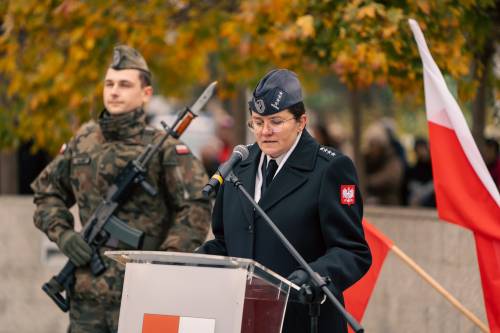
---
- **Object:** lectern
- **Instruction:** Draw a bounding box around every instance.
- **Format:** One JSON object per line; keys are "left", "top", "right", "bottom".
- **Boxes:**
{"left": 106, "top": 251, "right": 298, "bottom": 333}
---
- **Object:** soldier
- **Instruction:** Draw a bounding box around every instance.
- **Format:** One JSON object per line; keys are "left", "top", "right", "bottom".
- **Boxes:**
{"left": 31, "top": 45, "right": 211, "bottom": 333}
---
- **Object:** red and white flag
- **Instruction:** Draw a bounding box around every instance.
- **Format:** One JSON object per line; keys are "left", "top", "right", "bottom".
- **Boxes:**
{"left": 409, "top": 19, "right": 500, "bottom": 333}
{"left": 345, "top": 219, "right": 393, "bottom": 327}
{"left": 142, "top": 314, "right": 215, "bottom": 333}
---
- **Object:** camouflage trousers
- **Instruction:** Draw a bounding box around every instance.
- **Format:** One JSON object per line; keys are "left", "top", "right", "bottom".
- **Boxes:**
{"left": 68, "top": 298, "right": 120, "bottom": 333}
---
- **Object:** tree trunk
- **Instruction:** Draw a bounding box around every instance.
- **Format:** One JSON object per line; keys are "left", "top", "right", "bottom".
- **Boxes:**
{"left": 350, "top": 88, "right": 365, "bottom": 192}
{"left": 230, "top": 86, "right": 248, "bottom": 145}
{"left": 0, "top": 149, "right": 18, "bottom": 194}
{"left": 471, "top": 39, "right": 494, "bottom": 152}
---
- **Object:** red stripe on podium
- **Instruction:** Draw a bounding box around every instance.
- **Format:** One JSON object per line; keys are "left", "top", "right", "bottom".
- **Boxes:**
{"left": 142, "top": 314, "right": 180, "bottom": 333}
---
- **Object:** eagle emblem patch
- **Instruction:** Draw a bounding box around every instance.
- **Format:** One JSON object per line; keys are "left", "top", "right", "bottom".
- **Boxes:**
{"left": 341, "top": 185, "right": 355, "bottom": 206}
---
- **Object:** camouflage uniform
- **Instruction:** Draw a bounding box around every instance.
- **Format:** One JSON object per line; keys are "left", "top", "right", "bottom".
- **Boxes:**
{"left": 31, "top": 46, "right": 211, "bottom": 333}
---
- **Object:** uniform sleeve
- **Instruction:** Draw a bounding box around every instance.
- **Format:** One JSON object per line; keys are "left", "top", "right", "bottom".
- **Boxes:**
{"left": 160, "top": 143, "right": 211, "bottom": 252}
{"left": 310, "top": 154, "right": 372, "bottom": 293}
{"left": 195, "top": 184, "right": 228, "bottom": 255}
{"left": 31, "top": 144, "right": 76, "bottom": 244}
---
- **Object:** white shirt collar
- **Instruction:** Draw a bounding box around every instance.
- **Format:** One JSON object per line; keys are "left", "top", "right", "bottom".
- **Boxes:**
{"left": 254, "top": 131, "right": 303, "bottom": 202}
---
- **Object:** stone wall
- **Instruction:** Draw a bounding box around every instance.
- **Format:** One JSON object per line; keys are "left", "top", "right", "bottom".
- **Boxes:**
{"left": 0, "top": 196, "right": 67, "bottom": 333}
{"left": 0, "top": 197, "right": 487, "bottom": 333}
{"left": 363, "top": 206, "right": 486, "bottom": 333}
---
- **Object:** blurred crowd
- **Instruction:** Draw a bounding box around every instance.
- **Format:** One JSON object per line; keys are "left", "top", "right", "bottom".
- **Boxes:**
{"left": 312, "top": 117, "right": 500, "bottom": 207}
{"left": 188, "top": 106, "right": 500, "bottom": 208}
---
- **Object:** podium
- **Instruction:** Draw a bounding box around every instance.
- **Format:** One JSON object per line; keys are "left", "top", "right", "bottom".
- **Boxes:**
{"left": 106, "top": 251, "right": 299, "bottom": 333}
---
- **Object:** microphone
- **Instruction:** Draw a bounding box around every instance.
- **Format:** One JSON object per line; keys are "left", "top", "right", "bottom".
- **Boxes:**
{"left": 202, "top": 145, "right": 250, "bottom": 197}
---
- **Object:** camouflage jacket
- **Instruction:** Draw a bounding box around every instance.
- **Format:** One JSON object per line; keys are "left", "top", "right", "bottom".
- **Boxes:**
{"left": 31, "top": 108, "right": 211, "bottom": 302}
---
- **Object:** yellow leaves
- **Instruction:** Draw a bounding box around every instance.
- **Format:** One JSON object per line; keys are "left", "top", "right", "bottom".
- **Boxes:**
{"left": 7, "top": 75, "right": 23, "bottom": 98}
{"left": 220, "top": 21, "right": 242, "bottom": 47}
{"left": 339, "top": 27, "right": 347, "bottom": 39}
{"left": 0, "top": 0, "right": 489, "bottom": 152}
{"left": 37, "top": 51, "right": 65, "bottom": 79}
{"left": 70, "top": 27, "right": 85, "bottom": 43}
{"left": 53, "top": 0, "right": 82, "bottom": 16}
{"left": 69, "top": 92, "right": 82, "bottom": 108}
{"left": 69, "top": 45, "right": 88, "bottom": 63}
{"left": 356, "top": 4, "right": 377, "bottom": 19}
{"left": 29, "top": 91, "right": 49, "bottom": 111}
{"left": 85, "top": 38, "right": 95, "bottom": 51}
{"left": 391, "top": 39, "right": 403, "bottom": 55}
{"left": 0, "top": 13, "right": 14, "bottom": 41}
{"left": 296, "top": 15, "right": 315, "bottom": 39}
{"left": 417, "top": 1, "right": 431, "bottom": 15}
{"left": 331, "top": 41, "right": 391, "bottom": 89}
{"left": 382, "top": 24, "right": 398, "bottom": 39}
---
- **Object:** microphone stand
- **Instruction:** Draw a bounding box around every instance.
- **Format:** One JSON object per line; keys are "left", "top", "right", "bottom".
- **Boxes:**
{"left": 226, "top": 172, "right": 364, "bottom": 333}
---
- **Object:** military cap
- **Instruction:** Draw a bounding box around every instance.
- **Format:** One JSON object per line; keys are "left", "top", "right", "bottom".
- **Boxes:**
{"left": 248, "top": 69, "right": 303, "bottom": 115}
{"left": 110, "top": 45, "right": 150, "bottom": 73}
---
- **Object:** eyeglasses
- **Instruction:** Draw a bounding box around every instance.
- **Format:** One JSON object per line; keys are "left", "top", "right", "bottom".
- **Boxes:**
{"left": 247, "top": 117, "right": 296, "bottom": 133}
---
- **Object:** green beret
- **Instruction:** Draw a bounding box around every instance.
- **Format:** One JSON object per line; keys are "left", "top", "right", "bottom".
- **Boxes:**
{"left": 110, "top": 45, "right": 150, "bottom": 74}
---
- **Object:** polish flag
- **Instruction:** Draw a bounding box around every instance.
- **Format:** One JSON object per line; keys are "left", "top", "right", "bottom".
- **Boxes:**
{"left": 409, "top": 19, "right": 500, "bottom": 333}
{"left": 142, "top": 314, "right": 215, "bottom": 333}
{"left": 345, "top": 220, "right": 393, "bottom": 325}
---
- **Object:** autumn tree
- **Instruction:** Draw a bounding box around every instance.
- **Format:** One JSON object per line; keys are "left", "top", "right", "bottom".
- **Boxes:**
{"left": 0, "top": 0, "right": 229, "bottom": 153}
{"left": 1, "top": 0, "right": 498, "bottom": 162}
{"left": 210, "top": 0, "right": 499, "bottom": 167}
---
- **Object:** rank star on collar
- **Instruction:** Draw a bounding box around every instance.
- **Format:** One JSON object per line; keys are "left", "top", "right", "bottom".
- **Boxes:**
{"left": 341, "top": 185, "right": 355, "bottom": 206}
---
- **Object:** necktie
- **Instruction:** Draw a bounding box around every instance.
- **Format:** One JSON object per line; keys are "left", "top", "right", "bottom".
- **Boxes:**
{"left": 266, "top": 159, "right": 278, "bottom": 187}
{"left": 261, "top": 158, "right": 278, "bottom": 196}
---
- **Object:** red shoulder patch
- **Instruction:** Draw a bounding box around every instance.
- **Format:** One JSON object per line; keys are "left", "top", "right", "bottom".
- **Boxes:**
{"left": 340, "top": 185, "right": 355, "bottom": 206}
{"left": 175, "top": 144, "right": 190, "bottom": 155}
{"left": 59, "top": 143, "right": 67, "bottom": 154}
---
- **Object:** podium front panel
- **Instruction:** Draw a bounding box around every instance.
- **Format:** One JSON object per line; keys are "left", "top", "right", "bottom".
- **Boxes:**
{"left": 241, "top": 274, "right": 289, "bottom": 333}
{"left": 107, "top": 251, "right": 297, "bottom": 333}
{"left": 118, "top": 263, "right": 247, "bottom": 333}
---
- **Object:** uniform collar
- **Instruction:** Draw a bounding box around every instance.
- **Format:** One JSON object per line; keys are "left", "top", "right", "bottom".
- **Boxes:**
{"left": 98, "top": 108, "right": 146, "bottom": 141}
{"left": 242, "top": 129, "right": 318, "bottom": 171}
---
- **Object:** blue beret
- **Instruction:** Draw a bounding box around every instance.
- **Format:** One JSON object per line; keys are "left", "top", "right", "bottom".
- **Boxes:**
{"left": 248, "top": 69, "right": 303, "bottom": 115}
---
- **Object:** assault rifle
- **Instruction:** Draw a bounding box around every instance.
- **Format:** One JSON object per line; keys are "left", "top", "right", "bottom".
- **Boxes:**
{"left": 42, "top": 82, "right": 217, "bottom": 312}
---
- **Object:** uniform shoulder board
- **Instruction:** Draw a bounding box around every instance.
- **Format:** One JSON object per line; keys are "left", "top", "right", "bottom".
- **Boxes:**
{"left": 76, "top": 120, "right": 98, "bottom": 137}
{"left": 318, "top": 146, "right": 337, "bottom": 160}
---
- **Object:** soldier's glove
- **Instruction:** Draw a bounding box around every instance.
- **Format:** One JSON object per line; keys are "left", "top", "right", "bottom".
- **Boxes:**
{"left": 57, "top": 230, "right": 92, "bottom": 267}
{"left": 287, "top": 269, "right": 326, "bottom": 304}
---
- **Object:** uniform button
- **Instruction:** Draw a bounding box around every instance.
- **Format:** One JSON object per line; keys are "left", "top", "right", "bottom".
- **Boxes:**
{"left": 248, "top": 224, "right": 253, "bottom": 231}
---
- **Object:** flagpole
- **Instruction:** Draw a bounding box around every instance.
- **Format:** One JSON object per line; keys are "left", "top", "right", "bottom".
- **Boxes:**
{"left": 391, "top": 245, "right": 489, "bottom": 333}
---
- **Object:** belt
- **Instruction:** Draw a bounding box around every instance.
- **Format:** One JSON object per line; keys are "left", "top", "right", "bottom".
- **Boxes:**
{"left": 105, "top": 235, "right": 162, "bottom": 251}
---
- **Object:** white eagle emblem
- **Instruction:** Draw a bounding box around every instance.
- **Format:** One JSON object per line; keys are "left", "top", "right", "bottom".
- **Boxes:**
{"left": 341, "top": 185, "right": 355, "bottom": 206}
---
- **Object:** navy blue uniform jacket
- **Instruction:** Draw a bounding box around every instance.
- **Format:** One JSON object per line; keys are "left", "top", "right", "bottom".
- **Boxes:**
{"left": 198, "top": 130, "right": 371, "bottom": 333}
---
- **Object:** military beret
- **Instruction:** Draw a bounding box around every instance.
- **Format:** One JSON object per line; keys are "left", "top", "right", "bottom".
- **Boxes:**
{"left": 110, "top": 45, "right": 150, "bottom": 74}
{"left": 248, "top": 69, "right": 303, "bottom": 116}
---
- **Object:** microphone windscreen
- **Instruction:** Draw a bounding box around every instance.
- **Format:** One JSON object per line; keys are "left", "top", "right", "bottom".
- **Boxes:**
{"left": 233, "top": 145, "right": 250, "bottom": 161}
